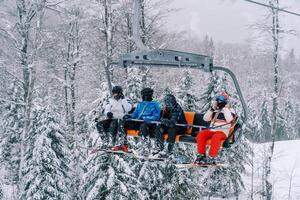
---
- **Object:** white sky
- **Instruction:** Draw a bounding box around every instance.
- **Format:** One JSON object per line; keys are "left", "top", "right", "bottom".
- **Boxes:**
{"left": 165, "top": 0, "right": 300, "bottom": 55}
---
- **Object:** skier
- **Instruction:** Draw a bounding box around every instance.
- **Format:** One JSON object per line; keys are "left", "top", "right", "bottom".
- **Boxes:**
{"left": 153, "top": 94, "right": 187, "bottom": 157}
{"left": 95, "top": 86, "right": 132, "bottom": 152}
{"left": 194, "top": 92, "right": 234, "bottom": 164}
{"left": 123, "top": 87, "right": 161, "bottom": 155}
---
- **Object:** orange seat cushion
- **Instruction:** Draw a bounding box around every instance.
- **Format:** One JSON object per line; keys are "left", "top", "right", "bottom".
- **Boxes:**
{"left": 127, "top": 130, "right": 139, "bottom": 137}
{"left": 184, "top": 112, "right": 195, "bottom": 134}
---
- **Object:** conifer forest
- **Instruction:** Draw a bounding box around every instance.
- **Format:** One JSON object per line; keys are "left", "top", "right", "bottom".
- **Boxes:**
{"left": 0, "top": 0, "right": 299, "bottom": 199}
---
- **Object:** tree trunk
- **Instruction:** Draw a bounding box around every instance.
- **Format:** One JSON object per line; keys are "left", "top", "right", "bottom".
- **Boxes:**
{"left": 103, "top": 0, "right": 114, "bottom": 87}
{"left": 64, "top": 42, "right": 71, "bottom": 124}
{"left": 139, "top": 0, "right": 149, "bottom": 87}
{"left": 17, "top": 0, "right": 29, "bottom": 192}
{"left": 17, "top": 0, "right": 46, "bottom": 194}
{"left": 265, "top": 0, "right": 279, "bottom": 199}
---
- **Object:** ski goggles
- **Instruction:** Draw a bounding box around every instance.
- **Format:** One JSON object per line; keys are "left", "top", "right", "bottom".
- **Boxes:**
{"left": 216, "top": 95, "right": 226, "bottom": 102}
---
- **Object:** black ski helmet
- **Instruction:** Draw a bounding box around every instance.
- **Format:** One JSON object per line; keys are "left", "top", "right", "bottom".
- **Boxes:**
{"left": 141, "top": 88, "right": 153, "bottom": 101}
{"left": 164, "top": 94, "right": 177, "bottom": 109}
{"left": 141, "top": 88, "right": 153, "bottom": 97}
{"left": 112, "top": 86, "right": 123, "bottom": 94}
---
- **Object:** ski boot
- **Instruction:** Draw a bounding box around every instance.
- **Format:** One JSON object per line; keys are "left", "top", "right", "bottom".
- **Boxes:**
{"left": 157, "top": 145, "right": 173, "bottom": 159}
{"left": 205, "top": 156, "right": 216, "bottom": 165}
{"left": 194, "top": 154, "right": 207, "bottom": 164}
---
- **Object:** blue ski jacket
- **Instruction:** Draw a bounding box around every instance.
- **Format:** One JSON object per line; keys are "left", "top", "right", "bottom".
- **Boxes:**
{"left": 130, "top": 100, "right": 161, "bottom": 121}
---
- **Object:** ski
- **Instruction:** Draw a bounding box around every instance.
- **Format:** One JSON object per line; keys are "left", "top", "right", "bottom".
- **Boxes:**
{"left": 97, "top": 149, "right": 166, "bottom": 162}
{"left": 175, "top": 163, "right": 227, "bottom": 169}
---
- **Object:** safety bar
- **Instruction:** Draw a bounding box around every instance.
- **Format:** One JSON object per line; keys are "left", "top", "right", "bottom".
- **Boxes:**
{"left": 126, "top": 118, "right": 233, "bottom": 130}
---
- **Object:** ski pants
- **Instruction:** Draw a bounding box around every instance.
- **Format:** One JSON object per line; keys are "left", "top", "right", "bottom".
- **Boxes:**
{"left": 96, "top": 119, "right": 127, "bottom": 145}
{"left": 155, "top": 125, "right": 187, "bottom": 152}
{"left": 196, "top": 129, "right": 227, "bottom": 157}
{"left": 124, "top": 121, "right": 157, "bottom": 138}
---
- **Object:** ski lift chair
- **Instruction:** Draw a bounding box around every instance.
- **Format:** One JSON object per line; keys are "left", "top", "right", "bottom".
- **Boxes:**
{"left": 106, "top": 49, "right": 247, "bottom": 147}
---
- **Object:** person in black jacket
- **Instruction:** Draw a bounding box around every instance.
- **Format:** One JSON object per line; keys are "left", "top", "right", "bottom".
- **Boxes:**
{"left": 154, "top": 94, "right": 187, "bottom": 157}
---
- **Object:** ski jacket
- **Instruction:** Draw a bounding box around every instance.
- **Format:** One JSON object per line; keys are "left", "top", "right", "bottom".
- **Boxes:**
{"left": 104, "top": 98, "right": 132, "bottom": 119}
{"left": 203, "top": 107, "right": 234, "bottom": 137}
{"left": 161, "top": 103, "right": 187, "bottom": 128}
{"left": 130, "top": 101, "right": 160, "bottom": 121}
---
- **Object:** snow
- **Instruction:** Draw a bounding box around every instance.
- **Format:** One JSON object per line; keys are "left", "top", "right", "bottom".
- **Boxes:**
{"left": 270, "top": 140, "right": 300, "bottom": 199}
{"left": 242, "top": 140, "right": 300, "bottom": 199}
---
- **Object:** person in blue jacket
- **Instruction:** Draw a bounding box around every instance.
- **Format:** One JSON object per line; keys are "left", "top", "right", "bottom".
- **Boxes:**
{"left": 123, "top": 87, "right": 161, "bottom": 155}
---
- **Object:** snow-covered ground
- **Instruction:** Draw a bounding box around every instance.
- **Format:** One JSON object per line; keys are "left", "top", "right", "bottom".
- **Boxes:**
{"left": 242, "top": 140, "right": 300, "bottom": 200}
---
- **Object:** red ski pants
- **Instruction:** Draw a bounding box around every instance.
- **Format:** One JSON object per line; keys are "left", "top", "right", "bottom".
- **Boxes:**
{"left": 196, "top": 129, "right": 227, "bottom": 157}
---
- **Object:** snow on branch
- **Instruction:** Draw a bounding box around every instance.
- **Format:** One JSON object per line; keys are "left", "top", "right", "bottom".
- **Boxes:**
{"left": 0, "top": 97, "right": 26, "bottom": 106}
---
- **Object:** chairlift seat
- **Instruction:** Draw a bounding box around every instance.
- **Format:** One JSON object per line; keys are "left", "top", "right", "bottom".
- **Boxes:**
{"left": 126, "top": 112, "right": 239, "bottom": 147}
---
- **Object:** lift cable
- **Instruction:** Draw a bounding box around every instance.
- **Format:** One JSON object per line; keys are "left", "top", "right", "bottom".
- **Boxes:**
{"left": 243, "top": 0, "right": 300, "bottom": 17}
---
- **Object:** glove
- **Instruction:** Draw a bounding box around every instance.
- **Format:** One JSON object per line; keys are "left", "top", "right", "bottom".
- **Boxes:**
{"left": 210, "top": 106, "right": 216, "bottom": 112}
{"left": 94, "top": 117, "right": 99, "bottom": 122}
{"left": 123, "top": 114, "right": 131, "bottom": 120}
{"left": 160, "top": 118, "right": 170, "bottom": 127}
{"left": 107, "top": 112, "right": 113, "bottom": 119}
{"left": 143, "top": 117, "right": 152, "bottom": 124}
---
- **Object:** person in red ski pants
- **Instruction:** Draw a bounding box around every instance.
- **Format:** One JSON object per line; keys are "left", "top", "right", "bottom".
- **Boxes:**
{"left": 195, "top": 92, "right": 233, "bottom": 164}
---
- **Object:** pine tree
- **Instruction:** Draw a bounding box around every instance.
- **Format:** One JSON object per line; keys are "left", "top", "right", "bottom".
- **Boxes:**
{"left": 81, "top": 100, "right": 141, "bottom": 199}
{"left": 125, "top": 67, "right": 143, "bottom": 104}
{"left": 82, "top": 146, "right": 141, "bottom": 199}
{"left": 278, "top": 100, "right": 297, "bottom": 140}
{"left": 295, "top": 104, "right": 300, "bottom": 139}
{"left": 203, "top": 35, "right": 215, "bottom": 57}
{"left": 0, "top": 83, "right": 24, "bottom": 196}
{"left": 20, "top": 101, "right": 71, "bottom": 199}
{"left": 199, "top": 71, "right": 220, "bottom": 113}
{"left": 258, "top": 99, "right": 272, "bottom": 142}
{"left": 0, "top": 183, "right": 3, "bottom": 200}
{"left": 134, "top": 162, "right": 201, "bottom": 199}
{"left": 176, "top": 69, "right": 200, "bottom": 111}
{"left": 201, "top": 137, "right": 251, "bottom": 199}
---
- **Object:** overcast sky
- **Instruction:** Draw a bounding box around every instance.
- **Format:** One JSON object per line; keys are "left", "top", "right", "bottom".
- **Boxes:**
{"left": 165, "top": 0, "right": 300, "bottom": 55}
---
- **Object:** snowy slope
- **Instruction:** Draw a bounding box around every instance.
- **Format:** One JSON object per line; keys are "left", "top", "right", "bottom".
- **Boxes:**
{"left": 242, "top": 140, "right": 300, "bottom": 199}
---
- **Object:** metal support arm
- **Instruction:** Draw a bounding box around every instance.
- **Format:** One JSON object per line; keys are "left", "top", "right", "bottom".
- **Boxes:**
{"left": 212, "top": 66, "right": 248, "bottom": 122}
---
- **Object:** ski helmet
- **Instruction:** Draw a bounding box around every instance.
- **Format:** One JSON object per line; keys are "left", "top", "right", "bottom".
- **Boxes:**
{"left": 216, "top": 92, "right": 229, "bottom": 103}
{"left": 141, "top": 88, "right": 153, "bottom": 96}
{"left": 141, "top": 88, "right": 153, "bottom": 101}
{"left": 112, "top": 86, "right": 123, "bottom": 94}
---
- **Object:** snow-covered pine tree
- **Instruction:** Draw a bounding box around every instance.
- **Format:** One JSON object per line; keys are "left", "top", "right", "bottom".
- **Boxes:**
{"left": 20, "top": 100, "right": 71, "bottom": 199}
{"left": 198, "top": 71, "right": 222, "bottom": 113}
{"left": 176, "top": 69, "right": 200, "bottom": 112}
{"left": 258, "top": 99, "right": 272, "bottom": 142}
{"left": 162, "top": 86, "right": 173, "bottom": 96}
{"left": 0, "top": 82, "right": 24, "bottom": 198}
{"left": 81, "top": 123, "right": 141, "bottom": 199}
{"left": 0, "top": 182, "right": 3, "bottom": 200}
{"left": 295, "top": 104, "right": 300, "bottom": 139}
{"left": 133, "top": 161, "right": 201, "bottom": 199}
{"left": 202, "top": 35, "right": 215, "bottom": 58}
{"left": 81, "top": 86, "right": 141, "bottom": 199}
{"left": 201, "top": 136, "right": 251, "bottom": 199}
{"left": 125, "top": 67, "right": 143, "bottom": 104}
{"left": 277, "top": 100, "right": 297, "bottom": 140}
